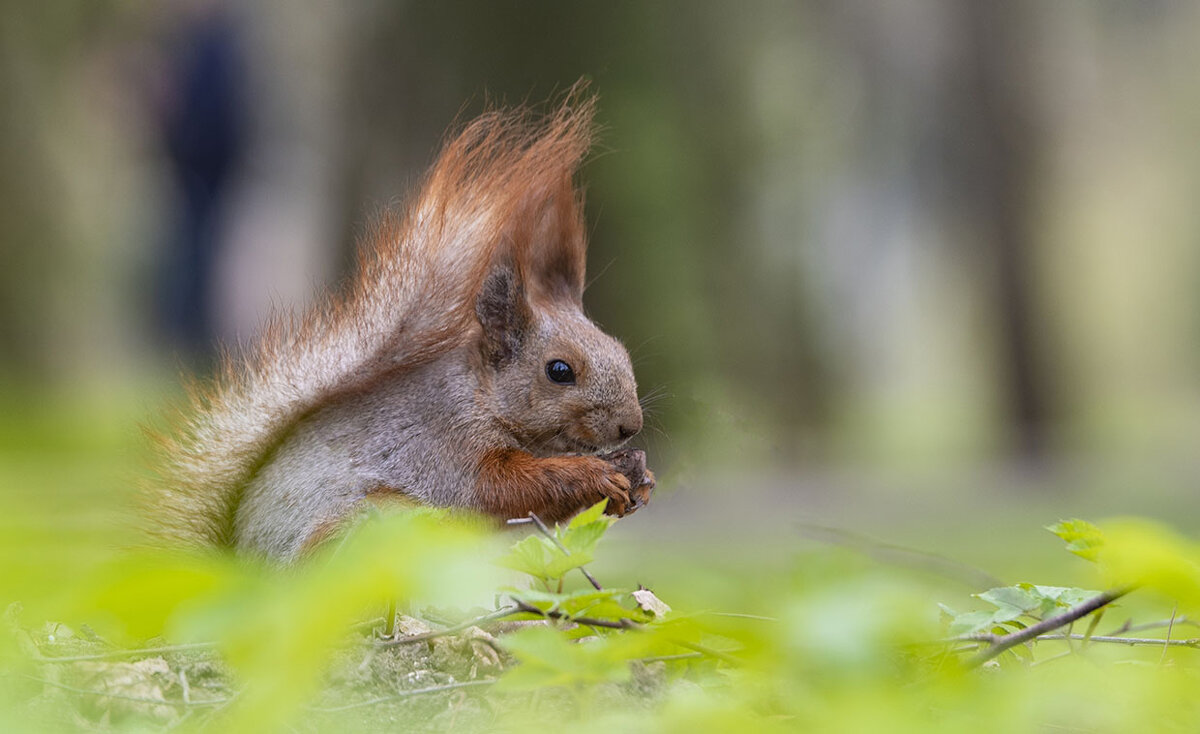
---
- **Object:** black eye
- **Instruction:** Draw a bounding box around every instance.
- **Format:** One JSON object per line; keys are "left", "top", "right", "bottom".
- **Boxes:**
{"left": 545, "top": 359, "right": 576, "bottom": 385}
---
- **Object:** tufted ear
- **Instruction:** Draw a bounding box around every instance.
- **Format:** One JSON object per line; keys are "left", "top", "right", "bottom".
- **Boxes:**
{"left": 521, "top": 179, "right": 587, "bottom": 305}
{"left": 475, "top": 260, "right": 532, "bottom": 367}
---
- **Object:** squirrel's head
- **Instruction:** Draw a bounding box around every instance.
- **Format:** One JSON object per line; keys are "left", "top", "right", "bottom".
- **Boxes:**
{"left": 475, "top": 262, "right": 643, "bottom": 456}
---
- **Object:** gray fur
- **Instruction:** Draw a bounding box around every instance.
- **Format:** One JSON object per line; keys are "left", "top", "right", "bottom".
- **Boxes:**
{"left": 234, "top": 302, "right": 643, "bottom": 562}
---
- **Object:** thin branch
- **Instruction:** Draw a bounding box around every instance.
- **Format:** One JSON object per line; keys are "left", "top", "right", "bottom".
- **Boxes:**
{"left": 23, "top": 674, "right": 229, "bottom": 707}
{"left": 35, "top": 642, "right": 217, "bottom": 663}
{"left": 1081, "top": 607, "right": 1103, "bottom": 649}
{"left": 703, "top": 612, "right": 778, "bottom": 622}
{"left": 635, "top": 652, "right": 705, "bottom": 664}
{"left": 798, "top": 524, "right": 1005, "bottom": 590}
{"left": 964, "top": 587, "right": 1131, "bottom": 668}
{"left": 1104, "top": 617, "right": 1196, "bottom": 636}
{"left": 511, "top": 598, "right": 638, "bottom": 630}
{"left": 308, "top": 680, "right": 496, "bottom": 713}
{"left": 1160, "top": 606, "right": 1178, "bottom": 665}
{"left": 375, "top": 606, "right": 520, "bottom": 647}
{"left": 1034, "top": 634, "right": 1200, "bottom": 648}
{"left": 673, "top": 640, "right": 740, "bottom": 665}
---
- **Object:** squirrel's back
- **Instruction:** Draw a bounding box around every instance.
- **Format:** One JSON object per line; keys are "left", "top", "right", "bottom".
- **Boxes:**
{"left": 146, "top": 97, "right": 596, "bottom": 548}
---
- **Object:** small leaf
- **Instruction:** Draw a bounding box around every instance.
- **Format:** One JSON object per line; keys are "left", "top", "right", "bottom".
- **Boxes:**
{"left": 496, "top": 535, "right": 555, "bottom": 581}
{"left": 498, "top": 625, "right": 631, "bottom": 690}
{"left": 567, "top": 499, "right": 610, "bottom": 529}
{"left": 560, "top": 501, "right": 616, "bottom": 559}
{"left": 947, "top": 610, "right": 997, "bottom": 636}
{"left": 1047, "top": 519, "right": 1105, "bottom": 562}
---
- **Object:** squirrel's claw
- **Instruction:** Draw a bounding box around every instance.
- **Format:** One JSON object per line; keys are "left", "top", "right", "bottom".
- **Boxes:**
{"left": 597, "top": 449, "right": 654, "bottom": 517}
{"left": 599, "top": 472, "right": 631, "bottom": 517}
{"left": 627, "top": 469, "right": 655, "bottom": 513}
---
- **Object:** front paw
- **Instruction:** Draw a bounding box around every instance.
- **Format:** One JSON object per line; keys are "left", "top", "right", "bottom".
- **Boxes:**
{"left": 598, "top": 449, "right": 653, "bottom": 516}
{"left": 599, "top": 448, "right": 647, "bottom": 486}
{"left": 595, "top": 466, "right": 632, "bottom": 516}
{"left": 628, "top": 468, "right": 655, "bottom": 513}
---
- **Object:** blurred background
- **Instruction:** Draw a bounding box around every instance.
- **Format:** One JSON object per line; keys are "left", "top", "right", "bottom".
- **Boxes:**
{"left": 3, "top": 0, "right": 1200, "bottom": 556}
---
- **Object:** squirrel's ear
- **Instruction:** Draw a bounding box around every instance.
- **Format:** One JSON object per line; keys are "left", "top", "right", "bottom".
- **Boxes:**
{"left": 524, "top": 184, "right": 587, "bottom": 305}
{"left": 475, "top": 262, "right": 532, "bottom": 366}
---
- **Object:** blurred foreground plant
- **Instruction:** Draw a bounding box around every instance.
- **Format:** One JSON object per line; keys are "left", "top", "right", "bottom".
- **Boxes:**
{"left": 3, "top": 502, "right": 1200, "bottom": 732}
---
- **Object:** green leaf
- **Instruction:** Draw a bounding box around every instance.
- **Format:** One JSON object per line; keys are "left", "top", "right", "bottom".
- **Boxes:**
{"left": 497, "top": 625, "right": 631, "bottom": 690}
{"left": 973, "top": 584, "right": 1104, "bottom": 627}
{"left": 1099, "top": 519, "right": 1200, "bottom": 609}
{"left": 567, "top": 499, "right": 610, "bottom": 529}
{"left": 1028, "top": 584, "right": 1103, "bottom": 610}
{"left": 1047, "top": 519, "right": 1105, "bottom": 562}
{"left": 976, "top": 586, "right": 1042, "bottom": 621}
{"left": 495, "top": 534, "right": 556, "bottom": 580}
{"left": 509, "top": 588, "right": 640, "bottom": 625}
{"left": 559, "top": 500, "right": 616, "bottom": 558}
{"left": 947, "top": 610, "right": 997, "bottom": 636}
{"left": 498, "top": 507, "right": 612, "bottom": 583}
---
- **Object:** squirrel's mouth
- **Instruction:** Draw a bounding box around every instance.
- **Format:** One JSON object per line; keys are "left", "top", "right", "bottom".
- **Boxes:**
{"left": 529, "top": 432, "right": 609, "bottom": 457}
{"left": 561, "top": 434, "right": 632, "bottom": 456}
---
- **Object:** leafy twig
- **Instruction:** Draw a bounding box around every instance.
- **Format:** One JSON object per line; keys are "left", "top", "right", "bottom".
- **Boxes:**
{"left": 963, "top": 587, "right": 1131, "bottom": 668}
{"left": 510, "top": 598, "right": 638, "bottom": 630}
{"left": 509, "top": 512, "right": 604, "bottom": 591}
{"left": 375, "top": 606, "right": 520, "bottom": 647}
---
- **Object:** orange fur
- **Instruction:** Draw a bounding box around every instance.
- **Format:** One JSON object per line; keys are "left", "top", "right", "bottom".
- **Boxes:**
{"left": 474, "top": 448, "right": 631, "bottom": 523}
{"left": 145, "top": 88, "right": 598, "bottom": 548}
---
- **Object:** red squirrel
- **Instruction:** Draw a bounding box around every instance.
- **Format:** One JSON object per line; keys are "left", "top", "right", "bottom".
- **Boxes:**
{"left": 147, "top": 94, "right": 655, "bottom": 561}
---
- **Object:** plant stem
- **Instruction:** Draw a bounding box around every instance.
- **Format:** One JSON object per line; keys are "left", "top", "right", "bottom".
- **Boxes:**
{"left": 34, "top": 641, "right": 217, "bottom": 663}
{"left": 510, "top": 598, "right": 638, "bottom": 630}
{"left": 375, "top": 606, "right": 520, "bottom": 647}
{"left": 1033, "top": 633, "right": 1199, "bottom": 648}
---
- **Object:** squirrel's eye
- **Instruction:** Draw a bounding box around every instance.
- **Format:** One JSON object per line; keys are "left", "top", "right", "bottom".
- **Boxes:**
{"left": 545, "top": 359, "right": 576, "bottom": 385}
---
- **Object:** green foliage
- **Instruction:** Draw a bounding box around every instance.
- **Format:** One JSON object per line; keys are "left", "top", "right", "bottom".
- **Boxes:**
{"left": 5, "top": 495, "right": 1200, "bottom": 732}
{"left": 497, "top": 501, "right": 614, "bottom": 585}
{"left": 942, "top": 583, "right": 1103, "bottom": 636}
{"left": 1098, "top": 519, "right": 1200, "bottom": 610}
{"left": 496, "top": 625, "right": 631, "bottom": 690}
{"left": 1047, "top": 518, "right": 1105, "bottom": 561}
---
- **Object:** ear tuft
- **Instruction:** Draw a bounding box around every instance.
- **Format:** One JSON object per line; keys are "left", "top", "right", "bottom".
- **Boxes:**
{"left": 475, "top": 262, "right": 531, "bottom": 366}
{"left": 525, "top": 182, "right": 587, "bottom": 304}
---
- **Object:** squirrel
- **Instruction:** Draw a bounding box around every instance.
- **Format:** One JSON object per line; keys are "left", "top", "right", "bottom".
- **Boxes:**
{"left": 147, "top": 94, "right": 655, "bottom": 562}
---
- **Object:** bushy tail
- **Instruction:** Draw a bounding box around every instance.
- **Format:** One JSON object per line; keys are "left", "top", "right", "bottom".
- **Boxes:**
{"left": 146, "top": 92, "right": 596, "bottom": 547}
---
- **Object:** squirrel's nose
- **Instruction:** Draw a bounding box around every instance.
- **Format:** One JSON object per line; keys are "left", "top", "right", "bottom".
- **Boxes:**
{"left": 617, "top": 412, "right": 643, "bottom": 441}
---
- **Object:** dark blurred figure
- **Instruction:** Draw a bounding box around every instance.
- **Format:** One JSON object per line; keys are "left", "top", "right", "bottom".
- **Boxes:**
{"left": 157, "top": 4, "right": 246, "bottom": 367}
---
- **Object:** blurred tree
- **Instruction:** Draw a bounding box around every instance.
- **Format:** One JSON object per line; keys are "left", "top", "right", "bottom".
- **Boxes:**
{"left": 956, "top": 1, "right": 1056, "bottom": 460}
